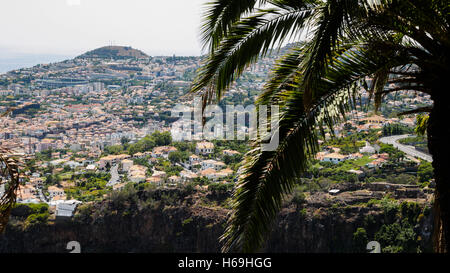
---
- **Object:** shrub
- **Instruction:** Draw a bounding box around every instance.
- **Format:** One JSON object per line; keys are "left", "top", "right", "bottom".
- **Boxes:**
{"left": 417, "top": 162, "right": 434, "bottom": 183}
{"left": 353, "top": 228, "right": 368, "bottom": 252}
{"left": 292, "top": 191, "right": 306, "bottom": 206}
{"left": 374, "top": 220, "right": 418, "bottom": 253}
{"left": 182, "top": 217, "right": 193, "bottom": 227}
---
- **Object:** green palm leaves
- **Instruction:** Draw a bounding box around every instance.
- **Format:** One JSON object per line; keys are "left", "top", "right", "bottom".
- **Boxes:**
{"left": 0, "top": 110, "right": 21, "bottom": 234}
{"left": 192, "top": 0, "right": 447, "bottom": 252}
{"left": 0, "top": 150, "right": 20, "bottom": 234}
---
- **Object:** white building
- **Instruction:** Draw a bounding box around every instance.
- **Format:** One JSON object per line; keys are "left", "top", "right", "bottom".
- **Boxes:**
{"left": 121, "top": 159, "right": 134, "bottom": 172}
{"left": 189, "top": 154, "right": 201, "bottom": 166}
{"left": 321, "top": 153, "right": 349, "bottom": 164}
{"left": 48, "top": 186, "right": 66, "bottom": 199}
{"left": 128, "top": 165, "right": 147, "bottom": 183}
{"left": 201, "top": 159, "right": 226, "bottom": 171}
{"left": 195, "top": 141, "right": 214, "bottom": 155}
{"left": 359, "top": 142, "right": 376, "bottom": 154}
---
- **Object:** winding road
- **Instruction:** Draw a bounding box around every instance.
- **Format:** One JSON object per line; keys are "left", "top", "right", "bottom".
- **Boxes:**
{"left": 379, "top": 134, "right": 432, "bottom": 162}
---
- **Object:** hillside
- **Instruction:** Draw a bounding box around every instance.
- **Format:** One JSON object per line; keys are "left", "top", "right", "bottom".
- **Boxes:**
{"left": 77, "top": 46, "right": 149, "bottom": 60}
{"left": 0, "top": 184, "right": 433, "bottom": 253}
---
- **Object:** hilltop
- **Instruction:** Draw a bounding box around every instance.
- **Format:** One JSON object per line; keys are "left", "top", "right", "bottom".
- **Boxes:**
{"left": 77, "top": 46, "right": 149, "bottom": 60}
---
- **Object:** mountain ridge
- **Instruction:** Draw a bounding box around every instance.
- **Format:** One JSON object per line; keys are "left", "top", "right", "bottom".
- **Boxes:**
{"left": 77, "top": 46, "right": 149, "bottom": 60}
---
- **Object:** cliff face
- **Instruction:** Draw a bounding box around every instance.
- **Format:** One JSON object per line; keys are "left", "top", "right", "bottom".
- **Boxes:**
{"left": 0, "top": 185, "right": 434, "bottom": 253}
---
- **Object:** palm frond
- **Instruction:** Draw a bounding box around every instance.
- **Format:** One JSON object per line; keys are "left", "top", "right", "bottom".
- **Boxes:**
{"left": 257, "top": 45, "right": 305, "bottom": 105}
{"left": 221, "top": 41, "right": 414, "bottom": 252}
{"left": 192, "top": 4, "right": 316, "bottom": 111}
{"left": 221, "top": 83, "right": 355, "bottom": 252}
{"left": 415, "top": 114, "right": 429, "bottom": 136}
{"left": 195, "top": 0, "right": 447, "bottom": 253}
{"left": 200, "top": 0, "right": 266, "bottom": 52}
{"left": 300, "top": 0, "right": 356, "bottom": 108}
{"left": 0, "top": 149, "right": 20, "bottom": 234}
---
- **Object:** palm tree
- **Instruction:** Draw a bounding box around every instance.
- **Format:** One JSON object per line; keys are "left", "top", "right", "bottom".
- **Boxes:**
{"left": 0, "top": 148, "right": 20, "bottom": 234}
{"left": 0, "top": 110, "right": 21, "bottom": 234}
{"left": 191, "top": 0, "right": 450, "bottom": 252}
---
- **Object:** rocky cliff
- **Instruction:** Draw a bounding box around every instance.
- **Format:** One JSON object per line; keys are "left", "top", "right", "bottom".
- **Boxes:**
{"left": 0, "top": 183, "right": 434, "bottom": 253}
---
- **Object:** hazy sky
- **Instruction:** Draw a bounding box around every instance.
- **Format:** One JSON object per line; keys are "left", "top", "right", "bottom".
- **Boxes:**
{"left": 0, "top": 0, "right": 207, "bottom": 57}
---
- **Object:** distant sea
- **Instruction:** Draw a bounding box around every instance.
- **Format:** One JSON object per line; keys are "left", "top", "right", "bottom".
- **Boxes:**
{"left": 0, "top": 54, "right": 74, "bottom": 74}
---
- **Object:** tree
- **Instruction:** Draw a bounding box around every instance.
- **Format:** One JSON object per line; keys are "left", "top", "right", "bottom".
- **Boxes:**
{"left": 121, "top": 136, "right": 130, "bottom": 145}
{"left": 168, "top": 151, "right": 183, "bottom": 163}
{"left": 353, "top": 228, "right": 368, "bottom": 253}
{"left": 0, "top": 149, "right": 20, "bottom": 234}
{"left": 1, "top": 107, "right": 21, "bottom": 234}
{"left": 418, "top": 161, "right": 434, "bottom": 183}
{"left": 151, "top": 131, "right": 172, "bottom": 146}
{"left": 191, "top": 0, "right": 449, "bottom": 252}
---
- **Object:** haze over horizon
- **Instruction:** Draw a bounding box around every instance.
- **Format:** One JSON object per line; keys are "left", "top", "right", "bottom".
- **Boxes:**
{"left": 0, "top": 0, "right": 208, "bottom": 72}
{"left": 0, "top": 0, "right": 206, "bottom": 57}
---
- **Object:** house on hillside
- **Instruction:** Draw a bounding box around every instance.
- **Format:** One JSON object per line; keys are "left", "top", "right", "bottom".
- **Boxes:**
{"left": 189, "top": 154, "right": 201, "bottom": 166}
{"left": 201, "top": 159, "right": 226, "bottom": 171}
{"left": 321, "top": 153, "right": 349, "bottom": 164}
{"left": 359, "top": 142, "right": 376, "bottom": 154}
{"left": 196, "top": 141, "right": 214, "bottom": 155}
{"left": 55, "top": 200, "right": 82, "bottom": 220}
{"left": 223, "top": 150, "right": 240, "bottom": 156}
{"left": 362, "top": 115, "right": 386, "bottom": 124}
{"left": 48, "top": 186, "right": 66, "bottom": 199}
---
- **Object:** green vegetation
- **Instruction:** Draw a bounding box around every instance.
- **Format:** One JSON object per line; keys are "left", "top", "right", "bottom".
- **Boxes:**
{"left": 104, "top": 131, "right": 172, "bottom": 155}
{"left": 79, "top": 46, "right": 149, "bottom": 59}
{"left": 190, "top": 0, "right": 448, "bottom": 253}
{"left": 379, "top": 143, "right": 406, "bottom": 162}
{"left": 168, "top": 150, "right": 188, "bottom": 164}
{"left": 65, "top": 172, "right": 111, "bottom": 202}
{"left": 364, "top": 199, "right": 427, "bottom": 253}
{"left": 208, "top": 183, "right": 233, "bottom": 196}
{"left": 182, "top": 217, "right": 193, "bottom": 227}
{"left": 417, "top": 162, "right": 434, "bottom": 183}
{"left": 353, "top": 228, "right": 368, "bottom": 252}
{"left": 399, "top": 136, "right": 429, "bottom": 153}
{"left": 382, "top": 123, "right": 413, "bottom": 136}
{"left": 291, "top": 186, "right": 306, "bottom": 206}
{"left": 12, "top": 203, "right": 50, "bottom": 228}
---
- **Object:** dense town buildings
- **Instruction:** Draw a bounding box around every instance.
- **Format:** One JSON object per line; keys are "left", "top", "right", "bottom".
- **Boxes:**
{"left": 0, "top": 46, "right": 433, "bottom": 220}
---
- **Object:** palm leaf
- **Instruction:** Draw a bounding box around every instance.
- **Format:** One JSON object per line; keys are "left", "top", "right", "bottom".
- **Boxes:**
{"left": 201, "top": 0, "right": 267, "bottom": 52}
{"left": 192, "top": 4, "right": 316, "bottom": 111}
{"left": 0, "top": 148, "right": 20, "bottom": 234}
{"left": 221, "top": 42, "right": 414, "bottom": 252}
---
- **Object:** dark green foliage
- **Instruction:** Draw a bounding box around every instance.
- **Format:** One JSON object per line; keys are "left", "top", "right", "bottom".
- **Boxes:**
{"left": 11, "top": 203, "right": 48, "bottom": 218}
{"left": 291, "top": 186, "right": 306, "bottom": 206}
{"left": 417, "top": 161, "right": 434, "bottom": 183}
{"left": 168, "top": 151, "right": 186, "bottom": 163}
{"left": 400, "top": 201, "right": 422, "bottom": 226}
{"left": 367, "top": 200, "right": 425, "bottom": 253}
{"left": 11, "top": 203, "right": 50, "bottom": 228}
{"left": 386, "top": 173, "right": 417, "bottom": 185}
{"left": 209, "top": 183, "right": 234, "bottom": 196}
{"left": 382, "top": 123, "right": 413, "bottom": 136}
{"left": 374, "top": 221, "right": 417, "bottom": 253}
{"left": 104, "top": 131, "right": 172, "bottom": 156}
{"left": 192, "top": 0, "right": 449, "bottom": 253}
{"left": 65, "top": 172, "right": 111, "bottom": 202}
{"left": 353, "top": 227, "right": 368, "bottom": 252}
{"left": 379, "top": 143, "right": 405, "bottom": 162}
